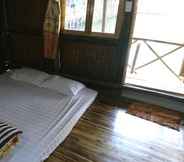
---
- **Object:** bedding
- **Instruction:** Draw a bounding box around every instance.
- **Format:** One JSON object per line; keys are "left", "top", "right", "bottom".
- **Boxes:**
{"left": 41, "top": 75, "right": 85, "bottom": 96}
{"left": 0, "top": 74, "right": 97, "bottom": 162}
{"left": 9, "top": 67, "right": 85, "bottom": 96}
{"left": 9, "top": 68, "right": 50, "bottom": 86}
{"left": 0, "top": 121, "right": 22, "bottom": 159}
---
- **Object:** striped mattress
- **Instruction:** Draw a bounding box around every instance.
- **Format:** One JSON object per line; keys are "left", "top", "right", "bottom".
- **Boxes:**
{"left": 0, "top": 121, "right": 22, "bottom": 159}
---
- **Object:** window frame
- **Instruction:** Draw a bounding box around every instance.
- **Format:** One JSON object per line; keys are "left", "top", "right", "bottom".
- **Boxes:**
{"left": 63, "top": 0, "right": 125, "bottom": 39}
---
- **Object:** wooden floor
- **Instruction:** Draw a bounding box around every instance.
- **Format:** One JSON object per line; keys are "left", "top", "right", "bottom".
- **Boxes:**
{"left": 45, "top": 102, "right": 184, "bottom": 162}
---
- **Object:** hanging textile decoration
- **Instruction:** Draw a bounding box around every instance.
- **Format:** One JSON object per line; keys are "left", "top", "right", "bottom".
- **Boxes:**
{"left": 43, "top": 0, "right": 61, "bottom": 59}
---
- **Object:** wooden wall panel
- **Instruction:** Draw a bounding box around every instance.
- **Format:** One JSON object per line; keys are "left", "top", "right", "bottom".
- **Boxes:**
{"left": 6, "top": 0, "right": 48, "bottom": 33}
{"left": 0, "top": 0, "right": 7, "bottom": 66}
{"left": 4, "top": 0, "right": 48, "bottom": 68}
{"left": 12, "top": 33, "right": 44, "bottom": 68}
{"left": 61, "top": 39, "right": 123, "bottom": 88}
{"left": 0, "top": 1, "right": 3, "bottom": 32}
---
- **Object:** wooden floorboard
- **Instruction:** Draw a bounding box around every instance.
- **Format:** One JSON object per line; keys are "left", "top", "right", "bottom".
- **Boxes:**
{"left": 45, "top": 102, "right": 184, "bottom": 162}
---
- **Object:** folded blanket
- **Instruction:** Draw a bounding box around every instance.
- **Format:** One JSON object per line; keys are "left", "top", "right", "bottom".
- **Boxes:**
{"left": 0, "top": 121, "right": 22, "bottom": 159}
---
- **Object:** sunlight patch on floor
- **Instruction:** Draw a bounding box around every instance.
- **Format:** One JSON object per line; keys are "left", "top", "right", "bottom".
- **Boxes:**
{"left": 113, "top": 110, "right": 184, "bottom": 149}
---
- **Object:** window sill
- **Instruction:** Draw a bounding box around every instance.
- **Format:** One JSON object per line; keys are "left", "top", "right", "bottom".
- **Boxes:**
{"left": 62, "top": 30, "right": 120, "bottom": 40}
{"left": 123, "top": 83, "right": 184, "bottom": 103}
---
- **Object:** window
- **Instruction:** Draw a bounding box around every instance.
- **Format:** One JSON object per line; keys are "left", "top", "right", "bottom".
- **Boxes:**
{"left": 64, "top": 0, "right": 123, "bottom": 37}
{"left": 64, "top": 0, "right": 88, "bottom": 31}
{"left": 92, "top": 0, "right": 120, "bottom": 33}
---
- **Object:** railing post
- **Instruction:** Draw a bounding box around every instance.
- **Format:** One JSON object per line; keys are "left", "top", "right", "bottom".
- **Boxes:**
{"left": 131, "top": 42, "right": 141, "bottom": 74}
{"left": 179, "top": 58, "right": 184, "bottom": 82}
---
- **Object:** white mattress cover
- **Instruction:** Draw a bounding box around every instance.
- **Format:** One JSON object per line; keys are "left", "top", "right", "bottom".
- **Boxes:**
{"left": 41, "top": 87, "right": 96, "bottom": 162}
{"left": 0, "top": 75, "right": 97, "bottom": 162}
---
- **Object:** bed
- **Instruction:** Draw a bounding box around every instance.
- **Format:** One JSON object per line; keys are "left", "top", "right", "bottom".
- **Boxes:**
{"left": 0, "top": 70, "right": 97, "bottom": 162}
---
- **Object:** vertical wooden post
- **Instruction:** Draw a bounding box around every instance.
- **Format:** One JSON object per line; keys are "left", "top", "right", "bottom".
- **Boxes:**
{"left": 86, "top": 0, "right": 95, "bottom": 33}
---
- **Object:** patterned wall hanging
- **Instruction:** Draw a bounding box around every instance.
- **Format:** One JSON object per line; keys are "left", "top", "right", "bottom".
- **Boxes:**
{"left": 43, "top": 0, "right": 61, "bottom": 59}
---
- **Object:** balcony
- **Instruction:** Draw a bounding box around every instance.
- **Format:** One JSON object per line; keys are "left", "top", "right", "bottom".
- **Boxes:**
{"left": 125, "top": 0, "right": 184, "bottom": 96}
{"left": 125, "top": 37, "right": 184, "bottom": 96}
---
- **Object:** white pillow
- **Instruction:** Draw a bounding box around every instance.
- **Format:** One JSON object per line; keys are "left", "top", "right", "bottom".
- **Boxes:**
{"left": 41, "top": 75, "right": 85, "bottom": 96}
{"left": 9, "top": 68, "right": 50, "bottom": 86}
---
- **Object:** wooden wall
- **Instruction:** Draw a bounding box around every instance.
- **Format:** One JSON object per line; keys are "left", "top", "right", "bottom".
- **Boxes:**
{"left": 0, "top": 0, "right": 5, "bottom": 66}
{"left": 0, "top": 1, "right": 3, "bottom": 52}
{"left": 61, "top": 37, "right": 123, "bottom": 88}
{"left": 3, "top": 0, "right": 134, "bottom": 92}
{"left": 4, "top": 0, "right": 48, "bottom": 68}
{"left": 60, "top": 11, "right": 133, "bottom": 90}
{"left": 0, "top": 1, "right": 3, "bottom": 31}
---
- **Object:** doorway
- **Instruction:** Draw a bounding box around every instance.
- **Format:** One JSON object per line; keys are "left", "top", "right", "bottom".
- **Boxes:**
{"left": 125, "top": 0, "right": 184, "bottom": 96}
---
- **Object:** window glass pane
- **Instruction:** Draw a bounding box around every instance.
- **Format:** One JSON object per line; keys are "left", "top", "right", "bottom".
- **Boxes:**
{"left": 64, "top": 0, "right": 88, "bottom": 31}
{"left": 92, "top": 0, "right": 104, "bottom": 32}
{"left": 92, "top": 0, "right": 120, "bottom": 33}
{"left": 105, "top": 0, "right": 119, "bottom": 33}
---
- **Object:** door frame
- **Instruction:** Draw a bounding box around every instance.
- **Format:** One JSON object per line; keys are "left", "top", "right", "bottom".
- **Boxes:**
{"left": 121, "top": 0, "right": 138, "bottom": 83}
{"left": 122, "top": 0, "right": 184, "bottom": 99}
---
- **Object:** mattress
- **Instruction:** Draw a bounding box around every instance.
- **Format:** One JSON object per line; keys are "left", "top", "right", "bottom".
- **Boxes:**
{"left": 0, "top": 74, "right": 97, "bottom": 162}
